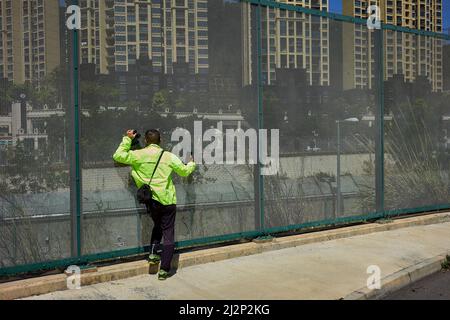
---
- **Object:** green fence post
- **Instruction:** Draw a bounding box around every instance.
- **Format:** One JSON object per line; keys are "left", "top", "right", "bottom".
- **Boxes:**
{"left": 69, "top": 0, "right": 82, "bottom": 258}
{"left": 255, "top": 3, "right": 266, "bottom": 234}
{"left": 374, "top": 27, "right": 385, "bottom": 215}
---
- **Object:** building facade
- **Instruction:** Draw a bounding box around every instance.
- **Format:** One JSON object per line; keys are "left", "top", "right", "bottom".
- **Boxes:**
{"left": 343, "top": 0, "right": 443, "bottom": 91}
{"left": 243, "top": 0, "right": 330, "bottom": 87}
{"left": 79, "top": 0, "right": 108, "bottom": 74}
{"left": 0, "top": 0, "right": 61, "bottom": 85}
{"left": 79, "top": 0, "right": 209, "bottom": 76}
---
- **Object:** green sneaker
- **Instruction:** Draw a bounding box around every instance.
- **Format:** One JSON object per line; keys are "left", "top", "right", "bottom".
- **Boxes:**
{"left": 148, "top": 254, "right": 161, "bottom": 265}
{"left": 158, "top": 269, "right": 169, "bottom": 281}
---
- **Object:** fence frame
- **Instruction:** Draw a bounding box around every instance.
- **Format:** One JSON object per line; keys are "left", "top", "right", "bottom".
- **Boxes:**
{"left": 2, "top": 0, "right": 450, "bottom": 277}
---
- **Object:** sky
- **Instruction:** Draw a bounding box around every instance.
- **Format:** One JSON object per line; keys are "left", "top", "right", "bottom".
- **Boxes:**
{"left": 329, "top": 1, "right": 342, "bottom": 15}
{"left": 328, "top": 0, "right": 450, "bottom": 32}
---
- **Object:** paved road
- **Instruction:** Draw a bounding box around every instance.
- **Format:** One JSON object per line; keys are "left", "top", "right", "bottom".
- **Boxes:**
{"left": 380, "top": 270, "right": 450, "bottom": 300}
{"left": 24, "top": 221, "right": 450, "bottom": 300}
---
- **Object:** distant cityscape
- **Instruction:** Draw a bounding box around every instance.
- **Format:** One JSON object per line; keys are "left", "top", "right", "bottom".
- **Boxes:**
{"left": 0, "top": 0, "right": 449, "bottom": 152}
{"left": 0, "top": 1, "right": 445, "bottom": 85}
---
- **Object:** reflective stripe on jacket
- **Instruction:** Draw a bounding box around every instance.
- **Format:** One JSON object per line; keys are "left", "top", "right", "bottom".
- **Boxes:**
{"left": 113, "top": 136, "right": 196, "bottom": 205}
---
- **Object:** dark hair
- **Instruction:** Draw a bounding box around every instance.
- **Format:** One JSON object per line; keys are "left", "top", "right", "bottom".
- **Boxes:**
{"left": 145, "top": 129, "right": 161, "bottom": 145}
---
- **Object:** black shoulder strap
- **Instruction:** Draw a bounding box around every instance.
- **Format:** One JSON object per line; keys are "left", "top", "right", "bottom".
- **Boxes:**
{"left": 148, "top": 150, "right": 165, "bottom": 185}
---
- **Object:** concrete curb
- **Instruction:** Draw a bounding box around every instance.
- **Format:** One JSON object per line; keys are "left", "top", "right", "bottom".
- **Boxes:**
{"left": 1, "top": 211, "right": 450, "bottom": 300}
{"left": 344, "top": 253, "right": 449, "bottom": 300}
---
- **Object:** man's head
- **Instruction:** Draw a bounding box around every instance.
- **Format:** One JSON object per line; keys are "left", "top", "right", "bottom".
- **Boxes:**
{"left": 145, "top": 129, "right": 161, "bottom": 146}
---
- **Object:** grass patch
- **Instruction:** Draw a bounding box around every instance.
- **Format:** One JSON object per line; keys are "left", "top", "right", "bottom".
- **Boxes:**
{"left": 441, "top": 255, "right": 450, "bottom": 270}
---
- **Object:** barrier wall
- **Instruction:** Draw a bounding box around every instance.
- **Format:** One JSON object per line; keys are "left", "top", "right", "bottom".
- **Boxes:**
{"left": 1, "top": 0, "right": 450, "bottom": 276}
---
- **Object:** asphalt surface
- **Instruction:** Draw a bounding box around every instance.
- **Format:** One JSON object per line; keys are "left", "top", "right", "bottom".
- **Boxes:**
{"left": 380, "top": 270, "right": 450, "bottom": 300}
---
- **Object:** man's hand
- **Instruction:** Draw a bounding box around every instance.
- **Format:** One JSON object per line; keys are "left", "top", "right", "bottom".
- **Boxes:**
{"left": 126, "top": 130, "right": 137, "bottom": 139}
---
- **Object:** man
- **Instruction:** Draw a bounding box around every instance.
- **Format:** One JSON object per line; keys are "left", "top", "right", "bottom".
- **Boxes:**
{"left": 113, "top": 129, "right": 196, "bottom": 280}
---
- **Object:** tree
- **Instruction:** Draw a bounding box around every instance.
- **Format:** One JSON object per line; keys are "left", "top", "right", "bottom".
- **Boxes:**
{"left": 152, "top": 90, "right": 170, "bottom": 111}
{"left": 3, "top": 141, "right": 69, "bottom": 194}
{"left": 80, "top": 81, "right": 120, "bottom": 111}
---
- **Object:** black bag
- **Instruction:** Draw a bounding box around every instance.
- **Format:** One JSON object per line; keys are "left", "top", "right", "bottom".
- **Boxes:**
{"left": 136, "top": 150, "right": 165, "bottom": 205}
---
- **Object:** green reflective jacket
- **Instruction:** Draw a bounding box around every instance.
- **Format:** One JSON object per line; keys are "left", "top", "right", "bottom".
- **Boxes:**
{"left": 113, "top": 136, "right": 196, "bottom": 206}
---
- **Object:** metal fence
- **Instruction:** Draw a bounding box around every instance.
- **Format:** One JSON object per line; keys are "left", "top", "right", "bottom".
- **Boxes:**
{"left": 1, "top": 0, "right": 450, "bottom": 276}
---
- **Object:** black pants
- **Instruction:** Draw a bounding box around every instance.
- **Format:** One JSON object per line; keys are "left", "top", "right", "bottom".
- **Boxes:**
{"left": 147, "top": 201, "right": 176, "bottom": 272}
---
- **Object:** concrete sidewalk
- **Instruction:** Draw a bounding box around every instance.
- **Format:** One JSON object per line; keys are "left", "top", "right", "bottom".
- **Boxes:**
{"left": 23, "top": 219, "right": 450, "bottom": 300}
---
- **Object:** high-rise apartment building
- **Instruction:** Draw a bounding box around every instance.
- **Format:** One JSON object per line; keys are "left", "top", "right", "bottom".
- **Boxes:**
{"left": 243, "top": 0, "right": 330, "bottom": 86}
{"left": 343, "top": 0, "right": 443, "bottom": 91}
{"left": 0, "top": 0, "right": 61, "bottom": 85}
{"left": 79, "top": 0, "right": 108, "bottom": 74}
{"left": 80, "top": 0, "right": 209, "bottom": 75}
